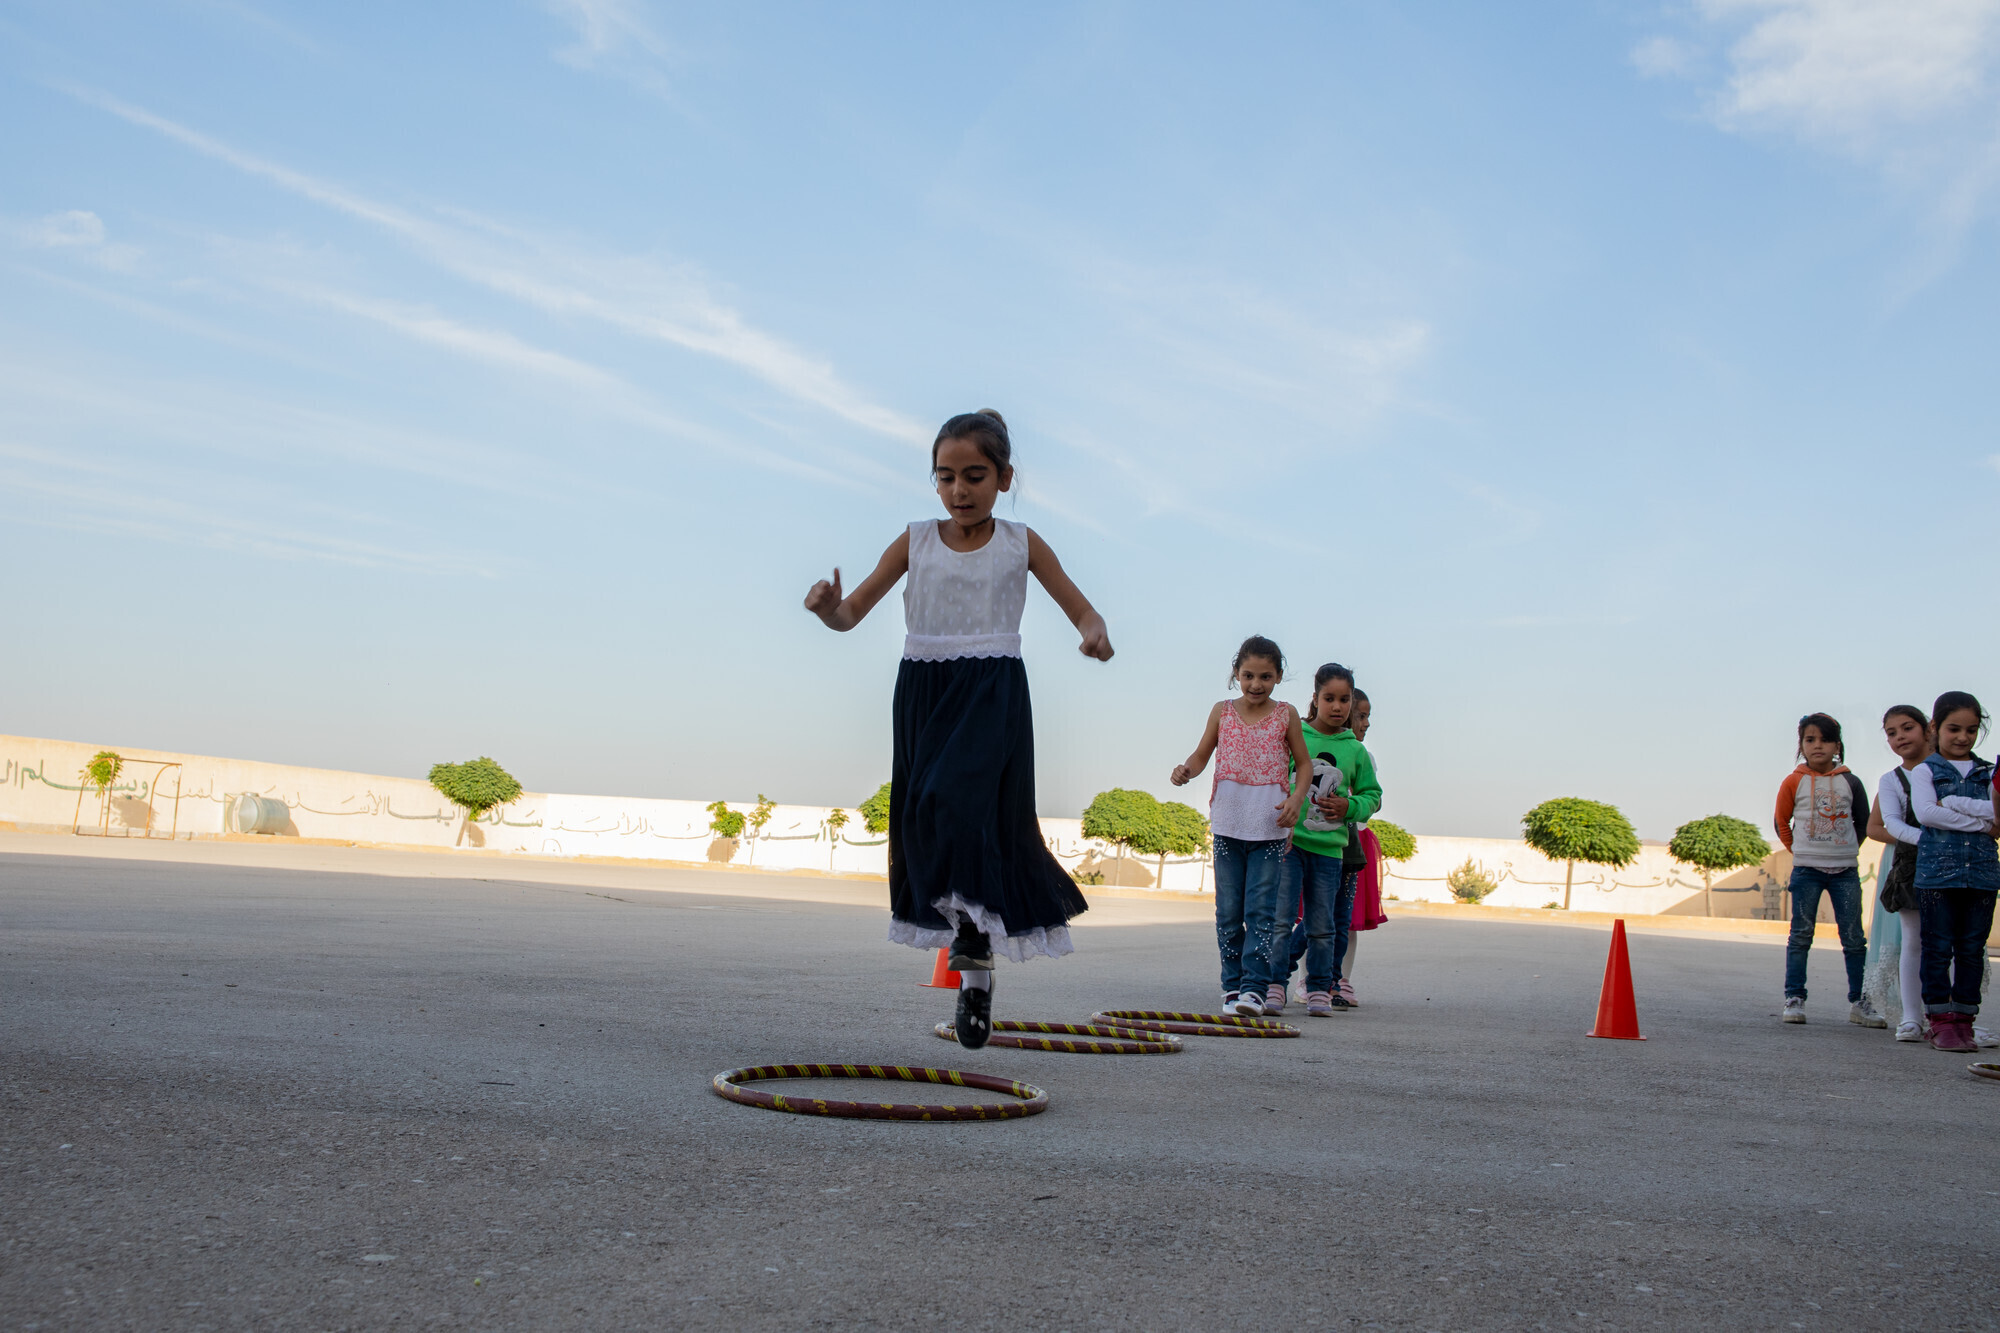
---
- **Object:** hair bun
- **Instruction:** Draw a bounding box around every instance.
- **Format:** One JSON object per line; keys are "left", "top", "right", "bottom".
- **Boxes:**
{"left": 975, "top": 408, "right": 1007, "bottom": 431}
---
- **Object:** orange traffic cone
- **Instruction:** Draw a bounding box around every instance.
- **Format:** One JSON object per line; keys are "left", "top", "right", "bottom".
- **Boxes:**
{"left": 1587, "top": 919, "right": 1645, "bottom": 1040}
{"left": 920, "top": 948, "right": 961, "bottom": 989}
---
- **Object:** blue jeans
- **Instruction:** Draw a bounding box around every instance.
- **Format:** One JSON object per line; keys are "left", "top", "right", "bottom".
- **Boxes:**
{"left": 1214, "top": 835, "right": 1290, "bottom": 998}
{"left": 1784, "top": 865, "right": 1866, "bottom": 1002}
{"left": 1919, "top": 885, "right": 1997, "bottom": 1016}
{"left": 1283, "top": 850, "right": 1355, "bottom": 994}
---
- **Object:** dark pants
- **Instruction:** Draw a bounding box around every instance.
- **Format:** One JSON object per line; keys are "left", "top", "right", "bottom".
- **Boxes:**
{"left": 1284, "top": 854, "right": 1357, "bottom": 993}
{"left": 1919, "top": 885, "right": 1997, "bottom": 1016}
{"left": 1783, "top": 865, "right": 1865, "bottom": 1002}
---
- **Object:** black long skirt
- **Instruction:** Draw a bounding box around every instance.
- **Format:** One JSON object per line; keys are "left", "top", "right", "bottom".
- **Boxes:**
{"left": 886, "top": 655, "right": 1088, "bottom": 962}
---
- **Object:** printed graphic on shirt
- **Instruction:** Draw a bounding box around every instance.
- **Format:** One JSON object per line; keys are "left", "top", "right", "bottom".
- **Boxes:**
{"left": 1302, "top": 753, "right": 1347, "bottom": 833}
{"left": 1808, "top": 776, "right": 1852, "bottom": 845}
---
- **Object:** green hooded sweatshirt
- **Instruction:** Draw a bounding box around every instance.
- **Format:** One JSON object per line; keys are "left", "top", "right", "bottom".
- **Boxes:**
{"left": 1290, "top": 726, "right": 1381, "bottom": 858}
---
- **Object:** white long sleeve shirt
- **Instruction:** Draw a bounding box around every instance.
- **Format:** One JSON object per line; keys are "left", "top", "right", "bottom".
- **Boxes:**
{"left": 1907, "top": 758, "right": 1995, "bottom": 833}
{"left": 1877, "top": 767, "right": 1924, "bottom": 843}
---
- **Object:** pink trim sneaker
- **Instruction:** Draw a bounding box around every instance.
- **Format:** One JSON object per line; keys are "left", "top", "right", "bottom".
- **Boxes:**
{"left": 1932, "top": 1013, "right": 1977, "bottom": 1053}
{"left": 1336, "top": 978, "right": 1357, "bottom": 1007}
{"left": 1306, "top": 990, "right": 1334, "bottom": 1017}
{"left": 1263, "top": 985, "right": 1287, "bottom": 1016}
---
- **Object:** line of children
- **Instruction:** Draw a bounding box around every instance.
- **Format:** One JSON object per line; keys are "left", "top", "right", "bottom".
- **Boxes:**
{"left": 1173, "top": 641, "right": 1385, "bottom": 1018}
{"left": 1787, "top": 695, "right": 1999, "bottom": 1053}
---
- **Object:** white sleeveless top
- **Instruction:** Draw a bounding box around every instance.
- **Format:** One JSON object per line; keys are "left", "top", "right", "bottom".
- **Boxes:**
{"left": 902, "top": 518, "right": 1028, "bottom": 661}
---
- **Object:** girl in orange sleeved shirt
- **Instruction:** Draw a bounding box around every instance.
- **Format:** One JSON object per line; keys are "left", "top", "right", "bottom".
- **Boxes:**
{"left": 1774, "top": 712, "right": 1877, "bottom": 1026}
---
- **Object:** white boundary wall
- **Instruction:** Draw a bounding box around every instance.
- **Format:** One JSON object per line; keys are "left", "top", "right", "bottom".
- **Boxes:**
{"left": 3, "top": 734, "right": 1849, "bottom": 914}
{"left": 0, "top": 735, "right": 1214, "bottom": 888}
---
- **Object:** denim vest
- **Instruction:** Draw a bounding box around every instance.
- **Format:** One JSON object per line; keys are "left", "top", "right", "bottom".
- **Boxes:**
{"left": 1914, "top": 752, "right": 2000, "bottom": 893}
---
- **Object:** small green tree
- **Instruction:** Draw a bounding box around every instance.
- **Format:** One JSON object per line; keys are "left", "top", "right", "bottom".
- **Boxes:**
{"left": 1134, "top": 800, "right": 1211, "bottom": 887}
{"left": 822, "top": 807, "right": 850, "bottom": 871}
{"left": 745, "top": 793, "right": 776, "bottom": 865}
{"left": 1669, "top": 814, "right": 1773, "bottom": 918}
{"left": 428, "top": 757, "right": 523, "bottom": 845}
{"left": 1081, "top": 788, "right": 1163, "bottom": 877}
{"left": 859, "top": 782, "right": 892, "bottom": 835}
{"left": 82, "top": 750, "right": 122, "bottom": 794}
{"left": 1447, "top": 857, "right": 1498, "bottom": 904}
{"left": 1521, "top": 797, "right": 1640, "bottom": 910}
{"left": 706, "top": 800, "right": 745, "bottom": 840}
{"left": 1367, "top": 818, "right": 1416, "bottom": 863}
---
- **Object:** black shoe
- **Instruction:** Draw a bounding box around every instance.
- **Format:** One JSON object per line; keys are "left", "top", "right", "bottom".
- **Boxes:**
{"left": 948, "top": 923, "right": 995, "bottom": 973}
{"left": 955, "top": 985, "right": 993, "bottom": 1050}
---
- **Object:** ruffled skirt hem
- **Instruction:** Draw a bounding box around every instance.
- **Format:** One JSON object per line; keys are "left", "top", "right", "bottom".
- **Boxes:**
{"left": 887, "top": 894, "right": 1075, "bottom": 963}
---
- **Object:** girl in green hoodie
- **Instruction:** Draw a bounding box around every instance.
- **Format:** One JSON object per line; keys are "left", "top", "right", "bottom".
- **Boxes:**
{"left": 1280, "top": 663, "right": 1383, "bottom": 1016}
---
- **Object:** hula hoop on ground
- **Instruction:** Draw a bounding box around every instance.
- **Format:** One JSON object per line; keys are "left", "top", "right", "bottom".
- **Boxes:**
{"left": 1090, "top": 1009, "right": 1301, "bottom": 1038}
{"left": 711, "top": 1063, "right": 1048, "bottom": 1120}
{"left": 933, "top": 1019, "right": 1183, "bottom": 1055}
{"left": 1970, "top": 1063, "right": 2000, "bottom": 1082}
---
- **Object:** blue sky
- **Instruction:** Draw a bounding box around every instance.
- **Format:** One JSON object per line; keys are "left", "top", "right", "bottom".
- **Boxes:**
{"left": 3, "top": 1, "right": 1997, "bottom": 839}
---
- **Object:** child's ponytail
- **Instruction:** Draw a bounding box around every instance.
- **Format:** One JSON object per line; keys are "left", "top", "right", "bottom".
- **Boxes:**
{"left": 1305, "top": 661, "right": 1355, "bottom": 725}
{"left": 1230, "top": 635, "right": 1285, "bottom": 688}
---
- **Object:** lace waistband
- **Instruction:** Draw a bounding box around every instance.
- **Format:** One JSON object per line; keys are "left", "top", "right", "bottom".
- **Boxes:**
{"left": 902, "top": 632, "right": 1022, "bottom": 661}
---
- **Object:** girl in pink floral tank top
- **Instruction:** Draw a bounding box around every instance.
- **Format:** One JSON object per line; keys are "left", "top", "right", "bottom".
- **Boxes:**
{"left": 1171, "top": 635, "right": 1313, "bottom": 1016}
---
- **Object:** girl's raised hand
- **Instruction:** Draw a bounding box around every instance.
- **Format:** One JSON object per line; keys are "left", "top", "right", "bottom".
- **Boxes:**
{"left": 1077, "top": 611, "right": 1114, "bottom": 662}
{"left": 804, "top": 568, "right": 844, "bottom": 624}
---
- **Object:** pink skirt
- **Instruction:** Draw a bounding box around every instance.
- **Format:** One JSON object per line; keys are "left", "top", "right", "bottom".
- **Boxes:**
{"left": 1352, "top": 827, "right": 1388, "bottom": 931}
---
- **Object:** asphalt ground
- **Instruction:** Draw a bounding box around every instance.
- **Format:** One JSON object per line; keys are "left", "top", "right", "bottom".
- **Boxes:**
{"left": 4, "top": 837, "right": 1999, "bottom": 1331}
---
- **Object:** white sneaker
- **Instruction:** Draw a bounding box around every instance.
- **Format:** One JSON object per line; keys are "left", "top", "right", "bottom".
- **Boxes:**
{"left": 1895, "top": 1020, "right": 1925, "bottom": 1043}
{"left": 1782, "top": 996, "right": 1806, "bottom": 1024}
{"left": 1229, "top": 990, "right": 1265, "bottom": 1017}
{"left": 1977, "top": 1025, "right": 2000, "bottom": 1049}
{"left": 1849, "top": 996, "right": 1887, "bottom": 1028}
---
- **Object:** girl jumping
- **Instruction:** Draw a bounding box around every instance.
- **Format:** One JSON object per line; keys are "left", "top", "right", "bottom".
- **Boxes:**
{"left": 1170, "top": 636, "right": 1311, "bottom": 1016}
{"left": 803, "top": 409, "right": 1113, "bottom": 1050}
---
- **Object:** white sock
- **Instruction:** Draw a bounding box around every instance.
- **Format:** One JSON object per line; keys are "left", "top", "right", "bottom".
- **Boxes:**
{"left": 960, "top": 971, "right": 992, "bottom": 992}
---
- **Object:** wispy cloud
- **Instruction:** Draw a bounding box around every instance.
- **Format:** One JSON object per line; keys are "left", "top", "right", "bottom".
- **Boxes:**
{"left": 1696, "top": 0, "right": 2000, "bottom": 149}
{"left": 1633, "top": 1, "right": 2000, "bottom": 268}
{"left": 0, "top": 441, "right": 504, "bottom": 577}
{"left": 2, "top": 209, "right": 142, "bottom": 271}
{"left": 186, "top": 0, "right": 323, "bottom": 53}
{"left": 62, "top": 86, "right": 931, "bottom": 448}
{"left": 0, "top": 352, "right": 554, "bottom": 502}
{"left": 1630, "top": 35, "right": 1700, "bottom": 79}
{"left": 251, "top": 272, "right": 905, "bottom": 490}
{"left": 544, "top": 0, "right": 672, "bottom": 95}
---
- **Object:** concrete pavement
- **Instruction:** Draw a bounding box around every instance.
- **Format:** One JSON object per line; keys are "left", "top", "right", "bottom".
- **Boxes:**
{"left": 4, "top": 835, "right": 1997, "bottom": 1330}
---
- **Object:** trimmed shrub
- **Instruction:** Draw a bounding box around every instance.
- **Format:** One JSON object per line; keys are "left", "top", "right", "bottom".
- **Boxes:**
{"left": 1669, "top": 814, "right": 1773, "bottom": 916}
{"left": 706, "top": 800, "right": 745, "bottom": 840}
{"left": 82, "top": 750, "right": 121, "bottom": 793}
{"left": 1081, "top": 788, "right": 1161, "bottom": 862}
{"left": 1521, "top": 797, "right": 1639, "bottom": 910}
{"left": 427, "top": 757, "right": 522, "bottom": 819}
{"left": 859, "top": 782, "right": 892, "bottom": 835}
{"left": 1447, "top": 858, "right": 1498, "bottom": 904}
{"left": 1368, "top": 818, "right": 1417, "bottom": 862}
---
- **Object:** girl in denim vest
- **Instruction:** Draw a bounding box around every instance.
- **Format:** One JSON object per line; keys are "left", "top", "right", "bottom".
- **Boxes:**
{"left": 1171, "top": 635, "right": 1312, "bottom": 1016}
{"left": 1908, "top": 691, "right": 2000, "bottom": 1053}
